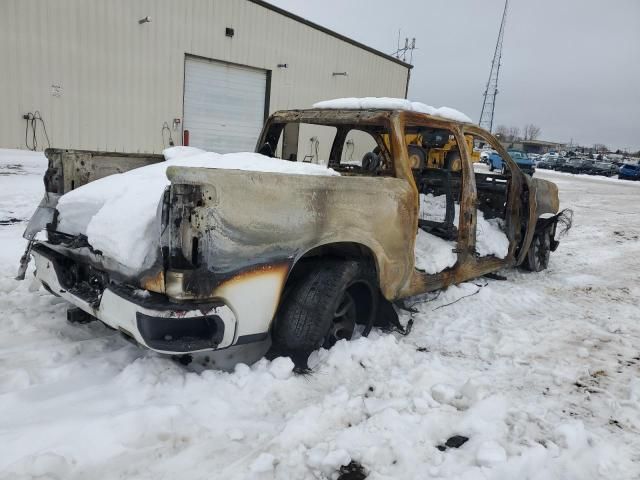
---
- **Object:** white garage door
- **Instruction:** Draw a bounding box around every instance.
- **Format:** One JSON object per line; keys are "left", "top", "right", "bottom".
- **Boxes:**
{"left": 183, "top": 57, "right": 267, "bottom": 153}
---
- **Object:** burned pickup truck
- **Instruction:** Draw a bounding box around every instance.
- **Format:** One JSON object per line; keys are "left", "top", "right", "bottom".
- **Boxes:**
{"left": 18, "top": 100, "right": 565, "bottom": 365}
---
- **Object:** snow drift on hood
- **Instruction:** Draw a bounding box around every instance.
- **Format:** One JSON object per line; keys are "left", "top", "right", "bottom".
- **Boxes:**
{"left": 312, "top": 97, "right": 473, "bottom": 124}
{"left": 56, "top": 148, "right": 339, "bottom": 271}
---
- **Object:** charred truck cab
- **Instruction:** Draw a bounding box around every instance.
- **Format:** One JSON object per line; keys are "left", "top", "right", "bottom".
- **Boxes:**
{"left": 19, "top": 107, "right": 565, "bottom": 366}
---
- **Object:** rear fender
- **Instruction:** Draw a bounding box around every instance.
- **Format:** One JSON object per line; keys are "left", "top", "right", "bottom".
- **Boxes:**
{"left": 516, "top": 176, "right": 560, "bottom": 264}
{"left": 163, "top": 166, "right": 416, "bottom": 303}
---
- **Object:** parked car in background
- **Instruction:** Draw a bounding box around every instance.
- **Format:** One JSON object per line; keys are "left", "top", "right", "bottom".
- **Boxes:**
{"left": 554, "top": 158, "right": 567, "bottom": 171}
{"left": 610, "top": 158, "right": 626, "bottom": 167}
{"left": 558, "top": 157, "right": 595, "bottom": 174}
{"left": 537, "top": 157, "right": 558, "bottom": 170}
{"left": 480, "top": 148, "right": 495, "bottom": 164}
{"left": 587, "top": 161, "right": 619, "bottom": 177}
{"left": 489, "top": 150, "right": 535, "bottom": 175}
{"left": 619, "top": 163, "right": 640, "bottom": 181}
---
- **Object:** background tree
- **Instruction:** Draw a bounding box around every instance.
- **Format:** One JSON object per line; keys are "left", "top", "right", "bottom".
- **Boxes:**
{"left": 495, "top": 125, "right": 524, "bottom": 142}
{"left": 523, "top": 124, "right": 541, "bottom": 141}
{"left": 593, "top": 143, "right": 609, "bottom": 153}
{"left": 507, "top": 126, "right": 520, "bottom": 142}
{"left": 494, "top": 125, "right": 509, "bottom": 139}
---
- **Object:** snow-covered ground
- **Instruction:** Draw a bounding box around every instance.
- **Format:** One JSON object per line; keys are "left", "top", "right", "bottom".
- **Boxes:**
{"left": 1, "top": 149, "right": 639, "bottom": 479}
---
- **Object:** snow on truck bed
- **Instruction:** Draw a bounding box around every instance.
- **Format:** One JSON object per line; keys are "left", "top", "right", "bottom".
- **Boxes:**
{"left": 57, "top": 146, "right": 507, "bottom": 273}
{"left": 57, "top": 147, "right": 339, "bottom": 270}
{"left": 313, "top": 97, "right": 473, "bottom": 123}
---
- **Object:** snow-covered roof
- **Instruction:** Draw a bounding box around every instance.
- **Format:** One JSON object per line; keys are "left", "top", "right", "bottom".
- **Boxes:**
{"left": 312, "top": 97, "right": 473, "bottom": 124}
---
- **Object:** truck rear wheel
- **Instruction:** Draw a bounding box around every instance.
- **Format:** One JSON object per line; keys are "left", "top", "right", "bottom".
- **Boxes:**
{"left": 524, "top": 229, "right": 551, "bottom": 272}
{"left": 272, "top": 259, "right": 378, "bottom": 361}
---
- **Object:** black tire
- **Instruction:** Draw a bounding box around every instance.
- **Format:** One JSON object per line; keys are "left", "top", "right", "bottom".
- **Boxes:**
{"left": 444, "top": 150, "right": 461, "bottom": 171}
{"left": 272, "top": 259, "right": 378, "bottom": 358}
{"left": 362, "top": 152, "right": 380, "bottom": 172}
{"left": 407, "top": 145, "right": 426, "bottom": 170}
{"left": 524, "top": 229, "right": 551, "bottom": 272}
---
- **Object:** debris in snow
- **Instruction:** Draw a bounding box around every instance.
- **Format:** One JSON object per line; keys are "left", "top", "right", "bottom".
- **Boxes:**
{"left": 56, "top": 148, "right": 339, "bottom": 271}
{"left": 483, "top": 272, "right": 507, "bottom": 281}
{"left": 338, "top": 460, "right": 367, "bottom": 480}
{"left": 437, "top": 435, "right": 470, "bottom": 451}
{"left": 312, "top": 97, "right": 473, "bottom": 123}
{"left": 436, "top": 283, "right": 488, "bottom": 312}
{"left": 475, "top": 440, "right": 507, "bottom": 467}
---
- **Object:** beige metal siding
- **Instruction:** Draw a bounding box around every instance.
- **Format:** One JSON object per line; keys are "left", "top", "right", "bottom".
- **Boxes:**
{"left": 0, "top": 0, "right": 410, "bottom": 153}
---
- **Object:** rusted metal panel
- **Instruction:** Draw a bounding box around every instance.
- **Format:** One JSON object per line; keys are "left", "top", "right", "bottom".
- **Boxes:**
{"left": 44, "top": 148, "right": 163, "bottom": 194}
{"left": 165, "top": 166, "right": 416, "bottom": 301}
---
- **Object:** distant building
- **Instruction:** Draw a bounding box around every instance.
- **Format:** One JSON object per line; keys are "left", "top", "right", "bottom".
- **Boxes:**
{"left": 499, "top": 139, "right": 565, "bottom": 155}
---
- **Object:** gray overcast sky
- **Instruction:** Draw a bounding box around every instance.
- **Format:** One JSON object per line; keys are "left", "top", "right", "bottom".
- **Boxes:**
{"left": 269, "top": 0, "right": 640, "bottom": 151}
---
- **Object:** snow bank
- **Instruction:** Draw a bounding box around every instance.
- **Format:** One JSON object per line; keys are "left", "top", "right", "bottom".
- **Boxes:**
{"left": 312, "top": 97, "right": 473, "bottom": 123}
{"left": 0, "top": 149, "right": 46, "bottom": 223}
{"left": 57, "top": 148, "right": 339, "bottom": 270}
{"left": 414, "top": 194, "right": 509, "bottom": 273}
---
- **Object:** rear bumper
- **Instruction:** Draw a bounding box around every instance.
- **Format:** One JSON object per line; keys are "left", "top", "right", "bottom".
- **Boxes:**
{"left": 32, "top": 246, "right": 239, "bottom": 354}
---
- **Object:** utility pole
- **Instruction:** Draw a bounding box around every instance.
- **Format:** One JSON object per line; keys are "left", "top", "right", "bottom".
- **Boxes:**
{"left": 479, "top": 0, "right": 509, "bottom": 132}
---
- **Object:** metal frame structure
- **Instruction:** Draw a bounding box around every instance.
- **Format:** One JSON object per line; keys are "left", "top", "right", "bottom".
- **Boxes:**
{"left": 479, "top": 0, "right": 509, "bottom": 133}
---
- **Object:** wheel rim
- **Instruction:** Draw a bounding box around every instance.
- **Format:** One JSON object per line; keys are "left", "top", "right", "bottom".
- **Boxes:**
{"left": 324, "top": 290, "right": 357, "bottom": 348}
{"left": 532, "top": 233, "right": 550, "bottom": 270}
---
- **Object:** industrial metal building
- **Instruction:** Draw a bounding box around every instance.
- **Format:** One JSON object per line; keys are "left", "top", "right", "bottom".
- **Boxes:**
{"left": 0, "top": 0, "right": 411, "bottom": 154}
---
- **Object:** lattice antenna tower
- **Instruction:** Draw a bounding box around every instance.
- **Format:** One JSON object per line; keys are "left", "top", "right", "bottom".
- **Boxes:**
{"left": 479, "top": 0, "right": 509, "bottom": 132}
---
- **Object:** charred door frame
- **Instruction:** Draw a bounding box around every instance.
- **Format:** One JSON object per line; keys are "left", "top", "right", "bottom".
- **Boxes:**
{"left": 463, "top": 124, "right": 529, "bottom": 266}
{"left": 394, "top": 112, "right": 479, "bottom": 294}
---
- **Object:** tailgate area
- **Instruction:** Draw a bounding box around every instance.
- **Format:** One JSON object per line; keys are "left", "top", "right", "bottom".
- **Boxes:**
{"left": 32, "top": 244, "right": 237, "bottom": 354}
